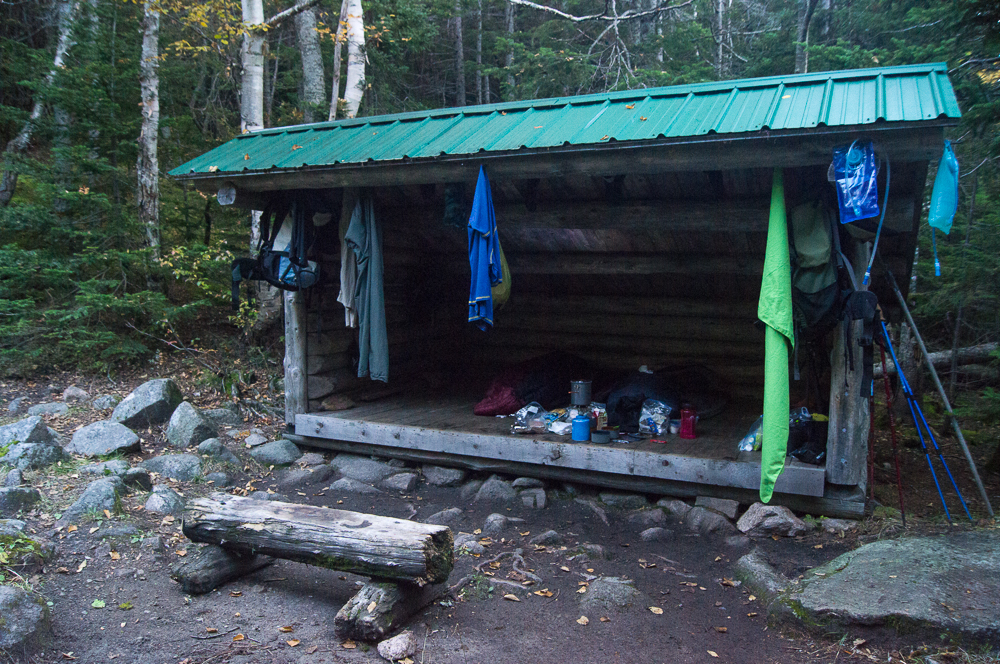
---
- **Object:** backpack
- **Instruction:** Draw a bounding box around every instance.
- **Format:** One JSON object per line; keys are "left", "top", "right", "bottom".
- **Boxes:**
{"left": 231, "top": 197, "right": 320, "bottom": 309}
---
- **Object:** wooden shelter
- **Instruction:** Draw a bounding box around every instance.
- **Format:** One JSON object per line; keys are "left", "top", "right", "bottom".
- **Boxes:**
{"left": 171, "top": 64, "right": 961, "bottom": 517}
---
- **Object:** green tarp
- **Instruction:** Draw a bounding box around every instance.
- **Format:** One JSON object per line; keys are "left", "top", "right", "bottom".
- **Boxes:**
{"left": 757, "top": 168, "right": 794, "bottom": 503}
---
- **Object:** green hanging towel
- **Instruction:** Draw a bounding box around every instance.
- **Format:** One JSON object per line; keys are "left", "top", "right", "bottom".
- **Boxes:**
{"left": 757, "top": 168, "right": 794, "bottom": 503}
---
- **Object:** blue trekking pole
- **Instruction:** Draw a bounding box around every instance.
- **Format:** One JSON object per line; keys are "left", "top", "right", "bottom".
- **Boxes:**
{"left": 880, "top": 320, "right": 973, "bottom": 522}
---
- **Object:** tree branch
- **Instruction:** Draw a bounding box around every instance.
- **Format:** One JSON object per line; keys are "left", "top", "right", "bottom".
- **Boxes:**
{"left": 265, "top": 0, "right": 321, "bottom": 28}
{"left": 508, "top": 0, "right": 693, "bottom": 23}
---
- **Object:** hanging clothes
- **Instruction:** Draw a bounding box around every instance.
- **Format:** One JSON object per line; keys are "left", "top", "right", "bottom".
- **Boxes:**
{"left": 344, "top": 195, "right": 388, "bottom": 382}
{"left": 468, "top": 166, "right": 503, "bottom": 330}
{"left": 337, "top": 190, "right": 359, "bottom": 328}
{"left": 758, "top": 167, "right": 794, "bottom": 504}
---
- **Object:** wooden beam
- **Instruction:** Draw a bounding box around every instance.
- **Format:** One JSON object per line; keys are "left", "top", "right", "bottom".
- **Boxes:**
{"left": 294, "top": 414, "right": 825, "bottom": 497}
{"left": 284, "top": 290, "right": 308, "bottom": 427}
{"left": 183, "top": 493, "right": 454, "bottom": 585}
{"left": 177, "top": 124, "right": 948, "bottom": 193}
{"left": 334, "top": 581, "right": 448, "bottom": 642}
{"left": 504, "top": 253, "right": 765, "bottom": 276}
{"left": 169, "top": 545, "right": 274, "bottom": 595}
{"left": 475, "top": 329, "right": 762, "bottom": 359}
{"left": 493, "top": 313, "right": 759, "bottom": 342}
{"left": 502, "top": 294, "right": 758, "bottom": 319}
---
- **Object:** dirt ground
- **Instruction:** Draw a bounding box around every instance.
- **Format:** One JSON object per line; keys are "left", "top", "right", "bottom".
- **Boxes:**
{"left": 1, "top": 365, "right": 997, "bottom": 664}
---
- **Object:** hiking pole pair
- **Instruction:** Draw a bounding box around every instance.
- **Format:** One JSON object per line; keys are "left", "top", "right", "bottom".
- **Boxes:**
{"left": 879, "top": 320, "right": 973, "bottom": 523}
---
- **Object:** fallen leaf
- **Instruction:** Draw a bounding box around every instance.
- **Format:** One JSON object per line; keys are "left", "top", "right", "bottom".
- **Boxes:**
{"left": 400, "top": 659, "right": 414, "bottom": 664}
{"left": 576, "top": 616, "right": 589, "bottom": 625}
{"left": 888, "top": 575, "right": 897, "bottom": 579}
{"left": 67, "top": 525, "right": 78, "bottom": 533}
{"left": 176, "top": 550, "right": 187, "bottom": 557}
{"left": 708, "top": 650, "right": 719, "bottom": 658}
{"left": 699, "top": 587, "right": 707, "bottom": 591}
{"left": 640, "top": 116, "right": 648, "bottom": 121}
{"left": 721, "top": 578, "right": 738, "bottom": 587}
{"left": 600, "top": 616, "right": 610, "bottom": 622}
{"left": 649, "top": 606, "right": 663, "bottom": 615}
{"left": 367, "top": 601, "right": 377, "bottom": 612}
{"left": 279, "top": 626, "right": 294, "bottom": 633}
{"left": 715, "top": 627, "right": 728, "bottom": 633}
{"left": 601, "top": 135, "right": 610, "bottom": 140}
{"left": 533, "top": 125, "right": 543, "bottom": 129}
{"left": 76, "top": 560, "right": 87, "bottom": 573}
{"left": 306, "top": 646, "right": 319, "bottom": 654}
{"left": 91, "top": 600, "right": 106, "bottom": 609}
{"left": 103, "top": 509, "right": 112, "bottom": 519}
{"left": 291, "top": 145, "right": 303, "bottom": 150}
{"left": 244, "top": 154, "right": 249, "bottom": 160}
{"left": 520, "top": 531, "right": 530, "bottom": 536}
{"left": 502, "top": 594, "right": 520, "bottom": 602}
{"left": 206, "top": 628, "right": 218, "bottom": 633}
{"left": 61, "top": 654, "right": 77, "bottom": 660}
{"left": 715, "top": 556, "right": 722, "bottom": 562}
{"left": 747, "top": 612, "right": 758, "bottom": 617}
{"left": 747, "top": 595, "right": 756, "bottom": 602}
{"left": 56, "top": 567, "right": 70, "bottom": 574}
{"left": 625, "top": 104, "right": 635, "bottom": 109}
{"left": 229, "top": 591, "right": 242, "bottom": 597}
{"left": 473, "top": 529, "right": 482, "bottom": 535}
{"left": 89, "top": 526, "right": 100, "bottom": 534}
{"left": 342, "top": 640, "right": 357, "bottom": 649}
{"left": 577, "top": 586, "right": 587, "bottom": 594}
{"left": 286, "top": 639, "right": 300, "bottom": 647}
{"left": 232, "top": 634, "right": 244, "bottom": 642}
{"left": 533, "top": 589, "right": 554, "bottom": 597}
{"left": 560, "top": 566, "right": 570, "bottom": 572}
{"left": 110, "top": 551, "right": 120, "bottom": 561}
{"left": 813, "top": 544, "right": 823, "bottom": 549}
{"left": 587, "top": 568, "right": 594, "bottom": 573}
{"left": 208, "top": 166, "right": 219, "bottom": 173}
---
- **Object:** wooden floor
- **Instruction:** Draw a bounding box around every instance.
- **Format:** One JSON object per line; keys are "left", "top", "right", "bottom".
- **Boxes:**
{"left": 294, "top": 394, "right": 827, "bottom": 499}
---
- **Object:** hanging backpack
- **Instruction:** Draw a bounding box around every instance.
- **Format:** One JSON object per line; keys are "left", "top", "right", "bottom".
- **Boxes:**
{"left": 231, "top": 198, "right": 320, "bottom": 309}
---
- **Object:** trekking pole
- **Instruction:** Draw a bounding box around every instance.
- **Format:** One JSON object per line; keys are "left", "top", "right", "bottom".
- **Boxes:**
{"left": 880, "top": 321, "right": 952, "bottom": 521}
{"left": 877, "top": 335, "right": 906, "bottom": 527}
{"left": 907, "top": 390, "right": 974, "bottom": 522}
{"left": 882, "top": 267, "right": 994, "bottom": 518}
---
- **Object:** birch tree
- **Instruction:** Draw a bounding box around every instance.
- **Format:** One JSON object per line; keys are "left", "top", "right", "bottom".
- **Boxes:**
{"left": 295, "top": 7, "right": 326, "bottom": 122}
{"left": 454, "top": 0, "right": 466, "bottom": 106}
{"left": 0, "top": 0, "right": 80, "bottom": 207}
{"left": 342, "top": 0, "right": 366, "bottom": 118}
{"left": 328, "top": 0, "right": 350, "bottom": 120}
{"left": 137, "top": 0, "right": 161, "bottom": 260}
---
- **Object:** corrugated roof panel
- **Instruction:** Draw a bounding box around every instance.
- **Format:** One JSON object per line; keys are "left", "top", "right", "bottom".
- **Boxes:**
{"left": 169, "top": 63, "right": 961, "bottom": 178}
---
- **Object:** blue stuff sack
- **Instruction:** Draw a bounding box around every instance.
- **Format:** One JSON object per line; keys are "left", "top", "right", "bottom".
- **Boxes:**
{"left": 832, "top": 141, "right": 880, "bottom": 224}
{"left": 928, "top": 140, "right": 959, "bottom": 235}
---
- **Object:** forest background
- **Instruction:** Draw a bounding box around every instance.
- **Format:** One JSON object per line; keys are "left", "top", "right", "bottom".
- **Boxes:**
{"left": 0, "top": 0, "right": 998, "bottom": 438}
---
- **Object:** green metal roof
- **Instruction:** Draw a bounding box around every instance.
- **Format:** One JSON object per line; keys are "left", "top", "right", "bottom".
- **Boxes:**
{"left": 170, "top": 63, "right": 960, "bottom": 178}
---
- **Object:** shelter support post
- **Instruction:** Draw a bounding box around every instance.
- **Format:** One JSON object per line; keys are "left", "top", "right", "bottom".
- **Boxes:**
{"left": 284, "top": 289, "right": 307, "bottom": 427}
{"left": 826, "top": 241, "right": 870, "bottom": 488}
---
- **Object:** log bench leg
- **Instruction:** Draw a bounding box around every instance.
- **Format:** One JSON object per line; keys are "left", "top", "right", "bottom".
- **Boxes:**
{"left": 170, "top": 544, "right": 274, "bottom": 595}
{"left": 334, "top": 581, "right": 448, "bottom": 642}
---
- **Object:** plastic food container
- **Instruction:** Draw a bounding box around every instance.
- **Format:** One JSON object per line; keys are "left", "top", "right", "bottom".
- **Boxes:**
{"left": 590, "top": 430, "right": 612, "bottom": 444}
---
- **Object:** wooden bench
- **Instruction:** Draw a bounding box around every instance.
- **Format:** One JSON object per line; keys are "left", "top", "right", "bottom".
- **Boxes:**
{"left": 171, "top": 493, "right": 454, "bottom": 640}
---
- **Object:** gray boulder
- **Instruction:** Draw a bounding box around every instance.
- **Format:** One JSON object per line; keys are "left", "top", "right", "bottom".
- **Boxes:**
{"left": 67, "top": 421, "right": 140, "bottom": 457}
{"left": 166, "top": 402, "right": 218, "bottom": 449}
{"left": 425, "top": 508, "right": 463, "bottom": 528}
{"left": 640, "top": 527, "right": 673, "bottom": 542}
{"left": 0, "top": 585, "right": 52, "bottom": 652}
{"left": 695, "top": 496, "right": 740, "bottom": 519}
{"left": 422, "top": 465, "right": 467, "bottom": 487}
{"left": 377, "top": 630, "right": 417, "bottom": 662}
{"left": 62, "top": 385, "right": 91, "bottom": 403}
{"left": 0, "top": 416, "right": 56, "bottom": 447}
{"left": 332, "top": 454, "right": 396, "bottom": 483}
{"left": 202, "top": 405, "right": 243, "bottom": 428}
{"left": 59, "top": 477, "right": 124, "bottom": 524}
{"left": 249, "top": 440, "right": 302, "bottom": 466}
{"left": 277, "top": 466, "right": 336, "bottom": 492}
{"left": 736, "top": 503, "right": 808, "bottom": 538}
{"left": 482, "top": 513, "right": 511, "bottom": 538}
{"left": 204, "top": 471, "right": 230, "bottom": 487}
{"left": 4, "top": 469, "right": 23, "bottom": 487}
{"left": 0, "top": 442, "right": 64, "bottom": 470}
{"left": 197, "top": 437, "right": 239, "bottom": 465}
{"left": 0, "top": 518, "right": 28, "bottom": 537}
{"left": 140, "top": 454, "right": 202, "bottom": 481}
{"left": 474, "top": 477, "right": 516, "bottom": 503}
{"left": 380, "top": 472, "right": 418, "bottom": 492}
{"left": 27, "top": 401, "right": 69, "bottom": 417}
{"left": 298, "top": 452, "right": 326, "bottom": 467}
{"left": 454, "top": 533, "right": 485, "bottom": 555}
{"left": 512, "top": 476, "right": 544, "bottom": 489}
{"left": 111, "top": 378, "right": 183, "bottom": 428}
{"left": 579, "top": 577, "right": 643, "bottom": 613}
{"left": 520, "top": 487, "right": 547, "bottom": 509}
{"left": 657, "top": 498, "right": 693, "bottom": 519}
{"left": 820, "top": 518, "right": 859, "bottom": 534}
{"left": 529, "top": 530, "right": 562, "bottom": 546}
{"left": 144, "top": 485, "right": 185, "bottom": 515}
{"left": 328, "top": 477, "right": 380, "bottom": 494}
{"left": 0, "top": 487, "right": 42, "bottom": 517}
{"left": 599, "top": 491, "right": 648, "bottom": 510}
{"left": 7, "top": 396, "right": 28, "bottom": 415}
{"left": 243, "top": 433, "right": 268, "bottom": 447}
{"left": 123, "top": 467, "right": 153, "bottom": 492}
{"left": 81, "top": 459, "right": 130, "bottom": 477}
{"left": 459, "top": 479, "right": 484, "bottom": 502}
{"left": 91, "top": 394, "right": 120, "bottom": 411}
{"left": 627, "top": 508, "right": 667, "bottom": 527}
{"left": 683, "top": 506, "right": 737, "bottom": 535}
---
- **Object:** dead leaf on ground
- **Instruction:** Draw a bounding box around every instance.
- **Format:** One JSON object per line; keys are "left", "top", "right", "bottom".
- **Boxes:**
{"left": 747, "top": 595, "right": 756, "bottom": 602}
{"left": 473, "top": 529, "right": 482, "bottom": 535}
{"left": 76, "top": 560, "right": 87, "bottom": 573}
{"left": 560, "top": 566, "right": 570, "bottom": 572}
{"left": 649, "top": 607, "right": 664, "bottom": 615}
{"left": 229, "top": 591, "right": 242, "bottom": 597}
{"left": 56, "top": 566, "right": 70, "bottom": 574}
{"left": 103, "top": 509, "right": 111, "bottom": 519}
{"left": 576, "top": 616, "right": 589, "bottom": 625}
{"left": 853, "top": 639, "right": 867, "bottom": 648}
{"left": 576, "top": 586, "right": 587, "bottom": 594}
{"left": 306, "top": 646, "right": 319, "bottom": 654}
{"left": 520, "top": 531, "right": 530, "bottom": 536}
{"left": 61, "top": 654, "right": 77, "bottom": 660}
{"left": 367, "top": 601, "right": 377, "bottom": 612}
{"left": 502, "top": 593, "right": 520, "bottom": 602}
{"left": 721, "top": 578, "right": 738, "bottom": 587}
{"left": 715, "top": 627, "right": 727, "bottom": 633}
{"left": 600, "top": 616, "right": 610, "bottom": 622}
{"left": 342, "top": 640, "right": 357, "bottom": 649}
{"left": 279, "top": 626, "right": 294, "bottom": 633}
{"left": 533, "top": 589, "right": 554, "bottom": 597}
{"left": 66, "top": 525, "right": 78, "bottom": 533}
{"left": 89, "top": 526, "right": 100, "bottom": 534}
{"left": 110, "top": 551, "right": 120, "bottom": 561}
{"left": 708, "top": 650, "right": 719, "bottom": 658}
{"left": 813, "top": 544, "right": 823, "bottom": 549}
{"left": 206, "top": 628, "right": 218, "bottom": 633}
{"left": 232, "top": 634, "right": 245, "bottom": 642}
{"left": 747, "top": 612, "right": 758, "bottom": 617}
{"left": 176, "top": 550, "right": 187, "bottom": 557}
{"left": 286, "top": 639, "right": 300, "bottom": 647}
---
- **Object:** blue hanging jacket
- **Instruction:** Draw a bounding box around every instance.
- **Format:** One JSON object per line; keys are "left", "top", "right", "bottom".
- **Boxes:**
{"left": 928, "top": 141, "right": 959, "bottom": 235}
{"left": 468, "top": 166, "right": 502, "bottom": 330}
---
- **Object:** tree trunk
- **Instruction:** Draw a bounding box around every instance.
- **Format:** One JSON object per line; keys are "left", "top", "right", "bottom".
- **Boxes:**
{"left": 183, "top": 493, "right": 454, "bottom": 585}
{"left": 454, "top": 0, "right": 466, "bottom": 106}
{"left": 505, "top": 0, "right": 515, "bottom": 91}
{"left": 476, "top": 0, "right": 483, "bottom": 105}
{"left": 335, "top": 581, "right": 448, "bottom": 642}
{"left": 170, "top": 544, "right": 274, "bottom": 595}
{"left": 0, "top": 0, "right": 79, "bottom": 207}
{"left": 137, "top": 0, "right": 161, "bottom": 261}
{"left": 241, "top": 0, "right": 265, "bottom": 136}
{"left": 342, "top": 0, "right": 365, "bottom": 118}
{"left": 794, "top": 0, "right": 820, "bottom": 74}
{"left": 295, "top": 7, "right": 326, "bottom": 122}
{"left": 329, "top": 0, "right": 350, "bottom": 120}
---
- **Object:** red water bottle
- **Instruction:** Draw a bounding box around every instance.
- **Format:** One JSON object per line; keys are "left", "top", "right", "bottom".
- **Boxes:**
{"left": 679, "top": 404, "right": 697, "bottom": 440}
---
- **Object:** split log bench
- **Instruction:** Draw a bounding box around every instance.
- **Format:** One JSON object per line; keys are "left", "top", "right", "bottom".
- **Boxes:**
{"left": 171, "top": 493, "right": 454, "bottom": 640}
